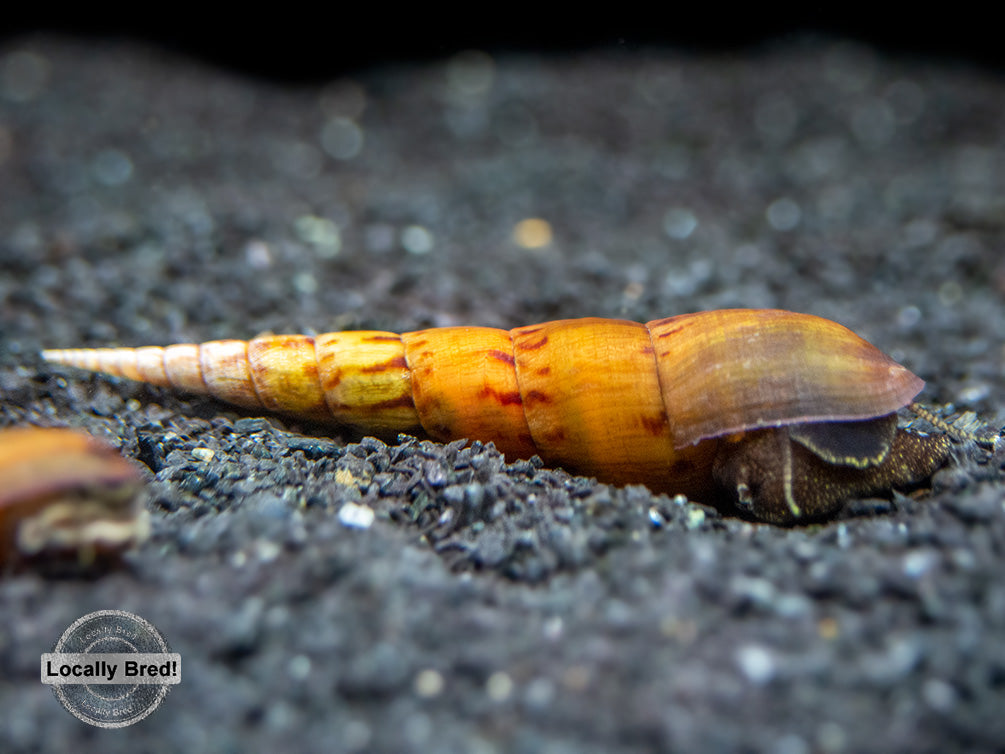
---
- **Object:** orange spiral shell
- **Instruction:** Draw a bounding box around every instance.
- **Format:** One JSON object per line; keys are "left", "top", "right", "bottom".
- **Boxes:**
{"left": 41, "top": 309, "right": 947, "bottom": 522}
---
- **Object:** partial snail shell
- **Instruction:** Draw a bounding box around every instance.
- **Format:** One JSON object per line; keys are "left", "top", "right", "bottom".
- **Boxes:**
{"left": 0, "top": 427, "right": 149, "bottom": 568}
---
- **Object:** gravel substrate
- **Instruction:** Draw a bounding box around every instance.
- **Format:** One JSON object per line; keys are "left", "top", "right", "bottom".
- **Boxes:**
{"left": 1, "top": 35, "right": 1005, "bottom": 753}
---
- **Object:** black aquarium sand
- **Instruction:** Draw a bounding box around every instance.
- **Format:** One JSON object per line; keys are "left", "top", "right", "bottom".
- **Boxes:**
{"left": 1, "top": 35, "right": 1004, "bottom": 753}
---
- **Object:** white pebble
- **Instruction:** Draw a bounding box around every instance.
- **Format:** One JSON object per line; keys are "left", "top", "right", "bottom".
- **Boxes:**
{"left": 191, "top": 447, "right": 215, "bottom": 462}
{"left": 735, "top": 644, "right": 776, "bottom": 685}
{"left": 338, "top": 502, "right": 375, "bottom": 529}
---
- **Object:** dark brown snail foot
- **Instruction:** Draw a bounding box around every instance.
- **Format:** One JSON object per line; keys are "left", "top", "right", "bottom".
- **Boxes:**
{"left": 712, "top": 414, "right": 952, "bottom": 524}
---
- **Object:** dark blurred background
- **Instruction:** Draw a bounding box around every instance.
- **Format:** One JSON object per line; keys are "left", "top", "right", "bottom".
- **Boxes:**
{"left": 2, "top": 11, "right": 1003, "bottom": 81}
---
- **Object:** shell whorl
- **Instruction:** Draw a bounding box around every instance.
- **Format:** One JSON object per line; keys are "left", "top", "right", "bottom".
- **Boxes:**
{"left": 43, "top": 333, "right": 424, "bottom": 436}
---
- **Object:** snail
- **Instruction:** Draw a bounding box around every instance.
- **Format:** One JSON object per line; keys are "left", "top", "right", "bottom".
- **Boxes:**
{"left": 41, "top": 309, "right": 953, "bottom": 523}
{"left": 0, "top": 427, "right": 149, "bottom": 567}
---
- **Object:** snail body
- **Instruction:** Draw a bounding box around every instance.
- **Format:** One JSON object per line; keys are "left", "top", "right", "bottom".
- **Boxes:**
{"left": 42, "top": 309, "right": 951, "bottom": 523}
